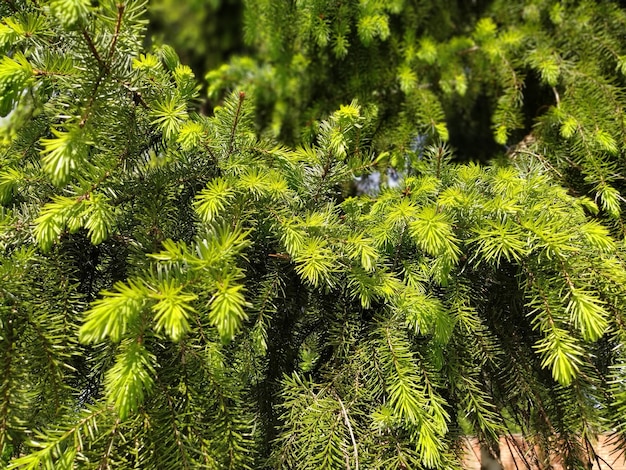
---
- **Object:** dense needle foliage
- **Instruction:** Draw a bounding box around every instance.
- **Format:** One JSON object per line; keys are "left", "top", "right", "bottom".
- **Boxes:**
{"left": 1, "top": 0, "right": 626, "bottom": 469}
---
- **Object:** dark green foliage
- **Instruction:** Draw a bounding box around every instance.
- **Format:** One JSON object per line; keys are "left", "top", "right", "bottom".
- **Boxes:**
{"left": 1, "top": 1, "right": 626, "bottom": 469}
{"left": 147, "top": 0, "right": 244, "bottom": 80}
{"left": 212, "top": 0, "right": 626, "bottom": 227}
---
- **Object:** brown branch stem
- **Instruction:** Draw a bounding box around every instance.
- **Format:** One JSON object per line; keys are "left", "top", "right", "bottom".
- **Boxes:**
{"left": 81, "top": 27, "right": 108, "bottom": 73}
{"left": 107, "top": 3, "right": 125, "bottom": 62}
{"left": 227, "top": 91, "right": 246, "bottom": 157}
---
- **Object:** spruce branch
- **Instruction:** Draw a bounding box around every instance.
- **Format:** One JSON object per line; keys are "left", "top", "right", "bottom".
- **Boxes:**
{"left": 156, "top": 376, "right": 193, "bottom": 470}
{"left": 227, "top": 91, "right": 245, "bottom": 158}
{"left": 107, "top": 4, "right": 125, "bottom": 63}
{"left": 98, "top": 417, "right": 121, "bottom": 470}
{"left": 81, "top": 27, "right": 108, "bottom": 74}
{"left": 334, "top": 392, "right": 359, "bottom": 470}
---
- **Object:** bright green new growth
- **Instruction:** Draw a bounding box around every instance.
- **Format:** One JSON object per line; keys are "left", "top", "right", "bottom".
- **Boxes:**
{"left": 1, "top": 0, "right": 626, "bottom": 469}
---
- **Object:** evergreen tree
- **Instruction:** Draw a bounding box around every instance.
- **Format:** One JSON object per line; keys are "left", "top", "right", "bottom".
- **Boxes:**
{"left": 0, "top": 1, "right": 626, "bottom": 469}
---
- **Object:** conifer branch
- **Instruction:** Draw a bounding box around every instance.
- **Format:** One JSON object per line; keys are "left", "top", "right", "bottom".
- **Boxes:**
{"left": 82, "top": 28, "right": 108, "bottom": 74}
{"left": 552, "top": 87, "right": 561, "bottom": 107}
{"left": 335, "top": 392, "right": 359, "bottom": 470}
{"left": 503, "top": 432, "right": 533, "bottom": 470}
{"left": 158, "top": 379, "right": 192, "bottom": 469}
{"left": 227, "top": 91, "right": 245, "bottom": 157}
{"left": 98, "top": 418, "right": 121, "bottom": 470}
{"left": 2, "top": 0, "right": 18, "bottom": 13}
{"left": 0, "top": 327, "right": 15, "bottom": 452}
{"left": 78, "top": 6, "right": 126, "bottom": 129}
{"left": 107, "top": 4, "right": 125, "bottom": 62}
{"left": 79, "top": 65, "right": 106, "bottom": 128}
{"left": 32, "top": 69, "right": 71, "bottom": 77}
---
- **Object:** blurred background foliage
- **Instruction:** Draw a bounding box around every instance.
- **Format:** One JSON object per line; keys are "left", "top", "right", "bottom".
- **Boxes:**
{"left": 146, "top": 0, "right": 244, "bottom": 91}
{"left": 147, "top": 0, "right": 498, "bottom": 156}
{"left": 148, "top": 0, "right": 626, "bottom": 233}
